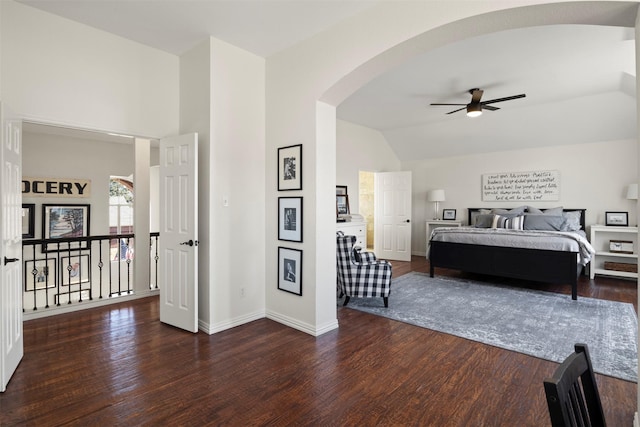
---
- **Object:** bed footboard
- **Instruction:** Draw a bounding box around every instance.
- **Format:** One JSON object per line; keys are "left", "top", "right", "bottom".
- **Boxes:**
{"left": 429, "top": 241, "right": 579, "bottom": 300}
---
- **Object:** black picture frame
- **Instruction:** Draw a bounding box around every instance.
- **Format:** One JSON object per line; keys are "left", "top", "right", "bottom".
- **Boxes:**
{"left": 443, "top": 209, "right": 457, "bottom": 220}
{"left": 277, "top": 144, "right": 302, "bottom": 191}
{"left": 278, "top": 247, "right": 302, "bottom": 296}
{"left": 42, "top": 204, "right": 90, "bottom": 252}
{"left": 336, "top": 185, "right": 348, "bottom": 195}
{"left": 24, "top": 258, "right": 56, "bottom": 291}
{"left": 336, "top": 195, "right": 350, "bottom": 216}
{"left": 22, "top": 203, "right": 35, "bottom": 238}
{"left": 60, "top": 254, "right": 91, "bottom": 286}
{"left": 605, "top": 211, "right": 629, "bottom": 227}
{"left": 278, "top": 197, "right": 303, "bottom": 242}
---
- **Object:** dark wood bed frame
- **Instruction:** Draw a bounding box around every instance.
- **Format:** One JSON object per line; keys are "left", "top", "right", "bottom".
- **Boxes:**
{"left": 429, "top": 208, "right": 587, "bottom": 300}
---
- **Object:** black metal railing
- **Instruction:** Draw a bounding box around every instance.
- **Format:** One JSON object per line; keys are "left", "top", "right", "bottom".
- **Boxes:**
{"left": 22, "top": 233, "right": 160, "bottom": 312}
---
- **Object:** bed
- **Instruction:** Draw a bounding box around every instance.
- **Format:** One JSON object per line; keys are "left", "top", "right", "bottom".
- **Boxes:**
{"left": 428, "top": 207, "right": 594, "bottom": 300}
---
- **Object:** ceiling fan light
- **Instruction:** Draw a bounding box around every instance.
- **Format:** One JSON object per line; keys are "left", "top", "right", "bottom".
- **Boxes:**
{"left": 466, "top": 104, "right": 482, "bottom": 117}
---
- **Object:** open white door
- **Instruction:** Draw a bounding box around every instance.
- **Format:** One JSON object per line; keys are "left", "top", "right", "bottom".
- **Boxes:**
{"left": 374, "top": 171, "right": 412, "bottom": 261}
{"left": 0, "top": 104, "right": 23, "bottom": 392}
{"left": 159, "top": 133, "right": 199, "bottom": 333}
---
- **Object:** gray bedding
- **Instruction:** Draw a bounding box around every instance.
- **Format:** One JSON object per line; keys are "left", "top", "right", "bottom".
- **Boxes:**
{"left": 429, "top": 227, "right": 595, "bottom": 266}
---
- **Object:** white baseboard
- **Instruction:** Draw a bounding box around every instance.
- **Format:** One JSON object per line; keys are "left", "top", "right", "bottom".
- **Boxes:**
{"left": 199, "top": 310, "right": 266, "bottom": 334}
{"left": 634, "top": 411, "right": 638, "bottom": 427}
{"left": 266, "top": 310, "right": 339, "bottom": 336}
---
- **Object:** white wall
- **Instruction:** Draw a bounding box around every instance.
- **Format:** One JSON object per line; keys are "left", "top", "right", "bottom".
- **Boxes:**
{"left": 336, "top": 120, "right": 401, "bottom": 214}
{"left": 0, "top": 0, "right": 179, "bottom": 139}
{"left": 22, "top": 131, "right": 135, "bottom": 237}
{"left": 180, "top": 37, "right": 266, "bottom": 333}
{"left": 403, "top": 138, "right": 638, "bottom": 256}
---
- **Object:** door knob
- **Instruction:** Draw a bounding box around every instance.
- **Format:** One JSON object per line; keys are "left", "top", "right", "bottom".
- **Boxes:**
{"left": 4, "top": 257, "right": 19, "bottom": 265}
{"left": 180, "top": 240, "right": 199, "bottom": 247}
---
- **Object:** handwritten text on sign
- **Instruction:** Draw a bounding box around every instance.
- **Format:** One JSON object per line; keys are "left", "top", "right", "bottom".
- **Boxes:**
{"left": 482, "top": 170, "right": 560, "bottom": 202}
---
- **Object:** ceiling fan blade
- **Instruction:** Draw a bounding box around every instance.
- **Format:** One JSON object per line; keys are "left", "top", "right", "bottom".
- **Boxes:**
{"left": 430, "top": 103, "right": 466, "bottom": 106}
{"left": 483, "top": 105, "right": 500, "bottom": 111}
{"left": 470, "top": 88, "right": 483, "bottom": 103}
{"left": 481, "top": 94, "right": 526, "bottom": 105}
{"left": 446, "top": 106, "right": 467, "bottom": 115}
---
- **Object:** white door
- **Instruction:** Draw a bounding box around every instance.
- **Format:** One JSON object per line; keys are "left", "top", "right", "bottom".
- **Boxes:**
{"left": 159, "top": 133, "right": 199, "bottom": 333}
{"left": 0, "top": 104, "right": 23, "bottom": 392}
{"left": 374, "top": 171, "right": 412, "bottom": 261}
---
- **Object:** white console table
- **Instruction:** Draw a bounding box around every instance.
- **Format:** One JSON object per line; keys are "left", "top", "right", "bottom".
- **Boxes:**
{"left": 337, "top": 221, "right": 367, "bottom": 249}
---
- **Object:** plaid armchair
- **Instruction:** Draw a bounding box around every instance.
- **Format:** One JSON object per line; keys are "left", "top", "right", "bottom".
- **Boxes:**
{"left": 336, "top": 232, "right": 392, "bottom": 307}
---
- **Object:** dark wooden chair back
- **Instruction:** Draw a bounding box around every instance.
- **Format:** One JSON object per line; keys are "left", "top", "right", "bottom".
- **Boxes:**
{"left": 543, "top": 343, "right": 606, "bottom": 427}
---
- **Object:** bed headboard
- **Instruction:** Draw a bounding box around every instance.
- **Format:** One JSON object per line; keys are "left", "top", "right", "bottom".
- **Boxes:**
{"left": 467, "top": 208, "right": 586, "bottom": 231}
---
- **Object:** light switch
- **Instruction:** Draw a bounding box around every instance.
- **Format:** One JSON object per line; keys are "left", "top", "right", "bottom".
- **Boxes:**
{"left": 223, "top": 196, "right": 229, "bottom": 207}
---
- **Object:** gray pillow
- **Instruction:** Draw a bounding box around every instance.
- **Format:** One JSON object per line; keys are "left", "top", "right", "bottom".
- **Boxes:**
{"left": 491, "top": 206, "right": 526, "bottom": 218}
{"left": 523, "top": 214, "right": 564, "bottom": 231}
{"left": 527, "top": 206, "right": 543, "bottom": 214}
{"left": 475, "top": 214, "right": 495, "bottom": 228}
{"left": 543, "top": 206, "right": 564, "bottom": 216}
{"left": 561, "top": 211, "right": 582, "bottom": 231}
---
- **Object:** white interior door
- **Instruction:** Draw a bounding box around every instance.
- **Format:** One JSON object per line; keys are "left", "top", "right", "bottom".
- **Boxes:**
{"left": 159, "top": 133, "right": 199, "bottom": 333}
{"left": 374, "top": 171, "right": 412, "bottom": 261}
{"left": 0, "top": 104, "right": 23, "bottom": 392}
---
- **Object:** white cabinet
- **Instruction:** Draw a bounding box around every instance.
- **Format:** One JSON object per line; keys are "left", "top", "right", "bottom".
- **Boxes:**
{"left": 426, "top": 221, "right": 462, "bottom": 258}
{"left": 337, "top": 221, "right": 367, "bottom": 249}
{"left": 589, "top": 225, "right": 638, "bottom": 279}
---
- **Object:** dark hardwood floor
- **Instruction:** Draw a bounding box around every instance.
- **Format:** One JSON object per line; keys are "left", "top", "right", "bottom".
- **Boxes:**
{"left": 0, "top": 256, "right": 636, "bottom": 426}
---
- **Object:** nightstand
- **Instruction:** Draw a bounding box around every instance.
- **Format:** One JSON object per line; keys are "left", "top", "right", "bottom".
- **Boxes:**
{"left": 426, "top": 221, "right": 462, "bottom": 258}
{"left": 589, "top": 225, "right": 638, "bottom": 279}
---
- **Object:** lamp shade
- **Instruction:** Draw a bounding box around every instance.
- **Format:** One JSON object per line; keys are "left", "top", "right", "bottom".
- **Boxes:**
{"left": 427, "top": 189, "right": 446, "bottom": 202}
{"left": 627, "top": 183, "right": 638, "bottom": 200}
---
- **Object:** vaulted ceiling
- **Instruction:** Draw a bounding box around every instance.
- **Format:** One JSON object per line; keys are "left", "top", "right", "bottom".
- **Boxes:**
{"left": 17, "top": 1, "right": 638, "bottom": 160}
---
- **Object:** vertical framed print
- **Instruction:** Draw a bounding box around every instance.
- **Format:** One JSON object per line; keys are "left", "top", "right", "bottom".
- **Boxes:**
{"left": 278, "top": 197, "right": 303, "bottom": 242}
{"left": 22, "top": 203, "right": 35, "bottom": 238}
{"left": 278, "top": 247, "right": 302, "bottom": 296}
{"left": 277, "top": 144, "right": 302, "bottom": 191}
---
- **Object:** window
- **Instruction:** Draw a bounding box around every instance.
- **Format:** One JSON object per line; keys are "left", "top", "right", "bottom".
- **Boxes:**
{"left": 109, "top": 177, "right": 134, "bottom": 260}
{"left": 109, "top": 178, "right": 134, "bottom": 234}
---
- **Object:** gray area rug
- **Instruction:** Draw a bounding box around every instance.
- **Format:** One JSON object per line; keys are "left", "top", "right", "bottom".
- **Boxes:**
{"left": 343, "top": 272, "right": 638, "bottom": 382}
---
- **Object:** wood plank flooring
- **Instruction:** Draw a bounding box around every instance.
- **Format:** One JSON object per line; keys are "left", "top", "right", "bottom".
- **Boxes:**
{"left": 0, "top": 256, "right": 636, "bottom": 426}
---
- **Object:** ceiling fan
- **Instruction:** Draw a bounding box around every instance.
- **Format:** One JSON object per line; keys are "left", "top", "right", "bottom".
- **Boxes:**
{"left": 430, "top": 88, "right": 526, "bottom": 117}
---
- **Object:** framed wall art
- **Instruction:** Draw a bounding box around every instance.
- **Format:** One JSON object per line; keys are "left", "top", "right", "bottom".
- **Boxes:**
{"left": 278, "top": 197, "right": 303, "bottom": 242}
{"left": 605, "top": 211, "right": 629, "bottom": 227}
{"left": 60, "top": 254, "right": 90, "bottom": 286}
{"left": 443, "top": 209, "right": 457, "bottom": 220}
{"left": 22, "top": 203, "right": 35, "bottom": 238}
{"left": 277, "top": 144, "right": 302, "bottom": 191}
{"left": 278, "top": 247, "right": 302, "bottom": 296}
{"left": 336, "top": 185, "right": 348, "bottom": 195}
{"left": 336, "top": 194, "right": 350, "bottom": 216}
{"left": 42, "top": 204, "right": 90, "bottom": 252}
{"left": 24, "top": 258, "right": 56, "bottom": 291}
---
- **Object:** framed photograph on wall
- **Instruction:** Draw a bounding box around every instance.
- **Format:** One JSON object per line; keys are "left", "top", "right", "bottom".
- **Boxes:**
{"left": 277, "top": 144, "right": 302, "bottom": 191}
{"left": 278, "top": 247, "right": 302, "bottom": 296}
{"left": 443, "top": 209, "right": 457, "bottom": 220}
{"left": 605, "top": 211, "right": 629, "bottom": 227}
{"left": 22, "top": 203, "right": 35, "bottom": 238}
{"left": 336, "top": 185, "right": 348, "bottom": 195}
{"left": 278, "top": 197, "right": 303, "bottom": 242}
{"left": 24, "top": 258, "right": 56, "bottom": 291}
{"left": 336, "top": 195, "right": 350, "bottom": 216}
{"left": 42, "top": 204, "right": 90, "bottom": 252}
{"left": 60, "top": 254, "right": 90, "bottom": 286}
